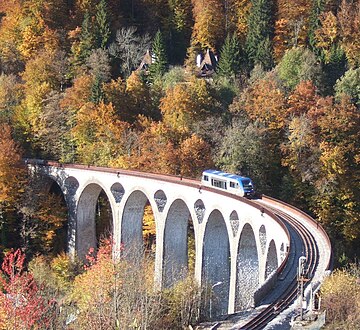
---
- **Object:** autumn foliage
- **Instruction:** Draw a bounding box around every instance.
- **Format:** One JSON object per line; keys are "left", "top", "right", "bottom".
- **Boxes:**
{"left": 0, "top": 0, "right": 359, "bottom": 327}
{"left": 320, "top": 264, "right": 360, "bottom": 328}
{"left": 0, "top": 124, "right": 24, "bottom": 205}
{"left": 0, "top": 249, "right": 55, "bottom": 329}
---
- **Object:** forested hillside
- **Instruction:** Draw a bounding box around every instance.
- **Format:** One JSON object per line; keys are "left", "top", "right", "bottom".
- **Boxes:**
{"left": 0, "top": 0, "right": 359, "bottom": 327}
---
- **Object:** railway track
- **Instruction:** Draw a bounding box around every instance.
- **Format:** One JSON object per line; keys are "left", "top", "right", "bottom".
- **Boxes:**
{"left": 225, "top": 197, "right": 331, "bottom": 330}
{"left": 237, "top": 202, "right": 320, "bottom": 330}
{"left": 196, "top": 196, "right": 331, "bottom": 330}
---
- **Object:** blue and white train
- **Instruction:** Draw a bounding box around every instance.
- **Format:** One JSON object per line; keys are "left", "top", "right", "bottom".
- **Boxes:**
{"left": 201, "top": 169, "right": 255, "bottom": 197}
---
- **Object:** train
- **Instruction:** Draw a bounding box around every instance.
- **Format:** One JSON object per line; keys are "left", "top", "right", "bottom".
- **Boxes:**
{"left": 201, "top": 169, "right": 255, "bottom": 197}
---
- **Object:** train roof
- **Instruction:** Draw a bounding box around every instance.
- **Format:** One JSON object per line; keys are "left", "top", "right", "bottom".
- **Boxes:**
{"left": 202, "top": 169, "right": 251, "bottom": 181}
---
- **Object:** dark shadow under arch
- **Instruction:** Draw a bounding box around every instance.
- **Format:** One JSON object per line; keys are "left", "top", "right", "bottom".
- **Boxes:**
{"left": 203, "top": 209, "right": 230, "bottom": 317}
{"left": 121, "top": 190, "right": 151, "bottom": 256}
{"left": 48, "top": 180, "right": 68, "bottom": 255}
{"left": 76, "top": 183, "right": 113, "bottom": 259}
{"left": 163, "top": 199, "right": 192, "bottom": 288}
{"left": 265, "top": 239, "right": 278, "bottom": 279}
{"left": 236, "top": 223, "right": 259, "bottom": 311}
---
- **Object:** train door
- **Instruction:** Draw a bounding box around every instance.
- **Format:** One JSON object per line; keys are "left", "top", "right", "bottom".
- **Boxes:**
{"left": 211, "top": 178, "right": 227, "bottom": 190}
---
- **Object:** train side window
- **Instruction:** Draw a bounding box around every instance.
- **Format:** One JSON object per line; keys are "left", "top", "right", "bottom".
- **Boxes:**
{"left": 213, "top": 180, "right": 221, "bottom": 188}
{"left": 203, "top": 175, "right": 209, "bottom": 181}
{"left": 213, "top": 179, "right": 226, "bottom": 189}
{"left": 230, "top": 181, "right": 235, "bottom": 188}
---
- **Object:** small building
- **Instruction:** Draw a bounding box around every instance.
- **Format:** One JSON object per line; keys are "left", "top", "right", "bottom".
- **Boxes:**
{"left": 197, "top": 49, "right": 218, "bottom": 77}
{"left": 136, "top": 49, "right": 153, "bottom": 73}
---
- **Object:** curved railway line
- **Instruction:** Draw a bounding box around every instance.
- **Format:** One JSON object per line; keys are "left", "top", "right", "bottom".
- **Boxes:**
{"left": 237, "top": 202, "right": 320, "bottom": 329}
{"left": 233, "top": 197, "right": 332, "bottom": 330}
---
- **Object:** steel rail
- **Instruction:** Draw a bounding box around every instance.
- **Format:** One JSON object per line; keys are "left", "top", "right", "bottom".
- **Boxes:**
{"left": 237, "top": 201, "right": 322, "bottom": 330}
{"left": 262, "top": 195, "right": 332, "bottom": 271}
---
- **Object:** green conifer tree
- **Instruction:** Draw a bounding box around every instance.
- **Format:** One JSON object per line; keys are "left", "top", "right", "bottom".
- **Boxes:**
{"left": 217, "top": 33, "right": 241, "bottom": 78}
{"left": 255, "top": 37, "right": 274, "bottom": 70}
{"left": 149, "top": 30, "right": 168, "bottom": 81}
{"left": 308, "top": 0, "right": 325, "bottom": 55}
{"left": 91, "top": 75, "right": 104, "bottom": 104}
{"left": 245, "top": 0, "right": 275, "bottom": 70}
{"left": 80, "top": 12, "right": 95, "bottom": 58}
{"left": 71, "top": 11, "right": 96, "bottom": 69}
{"left": 95, "top": 0, "right": 111, "bottom": 49}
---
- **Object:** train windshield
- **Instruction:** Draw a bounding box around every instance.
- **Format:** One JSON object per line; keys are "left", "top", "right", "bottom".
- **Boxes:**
{"left": 241, "top": 179, "right": 253, "bottom": 190}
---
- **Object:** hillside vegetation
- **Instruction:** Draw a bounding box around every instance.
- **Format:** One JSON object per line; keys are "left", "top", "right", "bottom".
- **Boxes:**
{"left": 0, "top": 0, "right": 359, "bottom": 327}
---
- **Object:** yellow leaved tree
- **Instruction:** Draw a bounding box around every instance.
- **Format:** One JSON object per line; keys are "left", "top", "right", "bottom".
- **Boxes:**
{"left": 179, "top": 134, "right": 214, "bottom": 178}
{"left": 337, "top": 0, "right": 360, "bottom": 67}
{"left": 191, "top": 0, "right": 225, "bottom": 50}
{"left": 0, "top": 124, "right": 24, "bottom": 205}
{"left": 273, "top": 0, "right": 312, "bottom": 61}
{"left": 241, "top": 77, "right": 286, "bottom": 131}
{"left": 72, "top": 101, "right": 130, "bottom": 166}
{"left": 160, "top": 78, "right": 214, "bottom": 138}
{"left": 143, "top": 204, "right": 156, "bottom": 251}
{"left": 320, "top": 266, "right": 360, "bottom": 327}
{"left": 314, "top": 11, "right": 339, "bottom": 63}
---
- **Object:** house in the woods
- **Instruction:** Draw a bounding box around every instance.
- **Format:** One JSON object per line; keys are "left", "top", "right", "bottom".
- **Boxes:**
{"left": 137, "top": 48, "right": 218, "bottom": 78}
{"left": 196, "top": 49, "right": 218, "bottom": 77}
{"left": 136, "top": 49, "right": 154, "bottom": 73}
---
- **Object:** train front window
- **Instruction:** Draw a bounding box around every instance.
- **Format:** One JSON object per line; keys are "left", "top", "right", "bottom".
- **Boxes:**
{"left": 242, "top": 179, "right": 253, "bottom": 190}
{"left": 203, "top": 175, "right": 209, "bottom": 181}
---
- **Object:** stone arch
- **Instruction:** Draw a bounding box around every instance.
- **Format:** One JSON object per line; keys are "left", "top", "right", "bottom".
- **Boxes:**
{"left": 163, "top": 199, "right": 191, "bottom": 287}
{"left": 35, "top": 177, "right": 69, "bottom": 255}
{"left": 265, "top": 239, "right": 278, "bottom": 279}
{"left": 64, "top": 176, "right": 79, "bottom": 196}
{"left": 203, "top": 209, "right": 230, "bottom": 317}
{"left": 121, "top": 190, "right": 151, "bottom": 255}
{"left": 235, "top": 223, "right": 259, "bottom": 311}
{"left": 194, "top": 199, "right": 205, "bottom": 224}
{"left": 154, "top": 190, "right": 167, "bottom": 212}
{"left": 76, "top": 183, "right": 113, "bottom": 259}
{"left": 110, "top": 182, "right": 125, "bottom": 203}
{"left": 259, "top": 225, "right": 267, "bottom": 255}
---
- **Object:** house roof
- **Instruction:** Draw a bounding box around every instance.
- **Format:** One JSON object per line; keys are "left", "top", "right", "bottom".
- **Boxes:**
{"left": 198, "top": 49, "right": 218, "bottom": 77}
{"left": 137, "top": 49, "right": 153, "bottom": 71}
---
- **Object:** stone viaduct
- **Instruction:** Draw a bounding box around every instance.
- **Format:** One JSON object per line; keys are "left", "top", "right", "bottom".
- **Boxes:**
{"left": 28, "top": 161, "right": 290, "bottom": 316}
